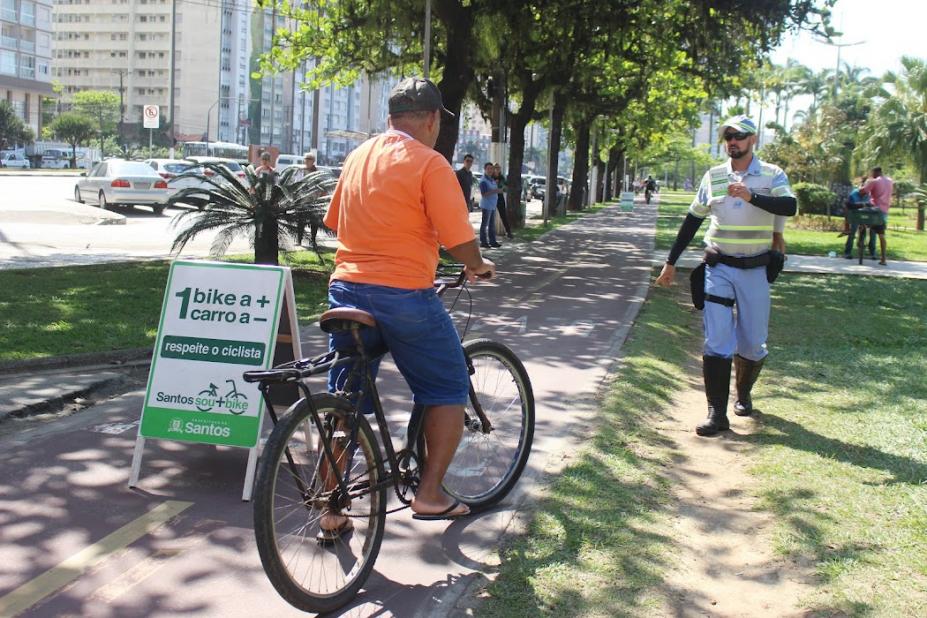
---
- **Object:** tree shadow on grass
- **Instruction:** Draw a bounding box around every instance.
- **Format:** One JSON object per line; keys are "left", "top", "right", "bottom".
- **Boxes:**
{"left": 743, "top": 413, "right": 927, "bottom": 487}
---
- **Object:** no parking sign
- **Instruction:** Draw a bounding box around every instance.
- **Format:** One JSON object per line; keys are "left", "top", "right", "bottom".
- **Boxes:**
{"left": 143, "top": 104, "right": 160, "bottom": 129}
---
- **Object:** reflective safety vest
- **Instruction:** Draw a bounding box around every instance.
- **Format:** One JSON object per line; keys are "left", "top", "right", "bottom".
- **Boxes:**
{"left": 690, "top": 156, "right": 794, "bottom": 257}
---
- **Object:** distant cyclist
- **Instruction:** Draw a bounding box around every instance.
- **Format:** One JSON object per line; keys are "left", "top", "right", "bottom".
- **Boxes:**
{"left": 645, "top": 175, "right": 657, "bottom": 204}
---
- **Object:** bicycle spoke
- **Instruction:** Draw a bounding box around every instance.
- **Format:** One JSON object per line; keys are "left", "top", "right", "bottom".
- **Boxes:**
{"left": 254, "top": 395, "right": 386, "bottom": 612}
{"left": 442, "top": 340, "right": 534, "bottom": 509}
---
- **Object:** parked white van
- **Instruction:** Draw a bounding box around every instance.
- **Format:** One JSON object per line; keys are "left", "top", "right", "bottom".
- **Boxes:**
{"left": 0, "top": 151, "right": 31, "bottom": 169}
{"left": 275, "top": 153, "right": 304, "bottom": 172}
{"left": 41, "top": 149, "right": 71, "bottom": 169}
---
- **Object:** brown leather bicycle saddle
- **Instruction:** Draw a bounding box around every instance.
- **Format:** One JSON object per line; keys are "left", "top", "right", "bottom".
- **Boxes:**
{"left": 319, "top": 308, "right": 377, "bottom": 333}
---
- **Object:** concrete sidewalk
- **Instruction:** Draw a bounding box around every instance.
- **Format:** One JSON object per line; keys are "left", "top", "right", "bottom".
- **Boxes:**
{"left": 2, "top": 200, "right": 926, "bottom": 423}
{"left": 652, "top": 249, "right": 927, "bottom": 280}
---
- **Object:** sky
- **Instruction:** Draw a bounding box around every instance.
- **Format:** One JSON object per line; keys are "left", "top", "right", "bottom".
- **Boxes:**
{"left": 771, "top": 0, "right": 924, "bottom": 78}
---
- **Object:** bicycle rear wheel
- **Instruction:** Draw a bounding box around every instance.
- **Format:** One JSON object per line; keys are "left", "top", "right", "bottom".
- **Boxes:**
{"left": 442, "top": 338, "right": 534, "bottom": 511}
{"left": 253, "top": 393, "right": 386, "bottom": 614}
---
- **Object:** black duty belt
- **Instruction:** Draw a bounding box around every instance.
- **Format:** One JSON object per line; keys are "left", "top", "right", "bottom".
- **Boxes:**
{"left": 704, "top": 250, "right": 771, "bottom": 269}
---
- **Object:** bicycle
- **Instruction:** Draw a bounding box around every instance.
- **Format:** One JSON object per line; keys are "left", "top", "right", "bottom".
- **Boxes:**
{"left": 243, "top": 268, "right": 535, "bottom": 614}
{"left": 847, "top": 207, "right": 883, "bottom": 265}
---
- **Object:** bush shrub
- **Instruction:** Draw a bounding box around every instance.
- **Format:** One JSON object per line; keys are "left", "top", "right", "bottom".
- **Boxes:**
{"left": 793, "top": 182, "right": 837, "bottom": 216}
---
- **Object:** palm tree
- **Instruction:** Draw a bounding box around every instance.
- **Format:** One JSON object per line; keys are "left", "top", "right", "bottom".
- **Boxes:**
{"left": 857, "top": 56, "right": 927, "bottom": 229}
{"left": 800, "top": 68, "right": 832, "bottom": 116}
{"left": 169, "top": 163, "right": 337, "bottom": 265}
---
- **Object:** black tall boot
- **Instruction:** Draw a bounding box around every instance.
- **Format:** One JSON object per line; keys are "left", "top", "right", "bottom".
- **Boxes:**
{"left": 696, "top": 355, "right": 732, "bottom": 436}
{"left": 733, "top": 354, "right": 765, "bottom": 416}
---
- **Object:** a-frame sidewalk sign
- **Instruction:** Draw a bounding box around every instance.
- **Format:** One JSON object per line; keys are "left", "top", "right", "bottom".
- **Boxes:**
{"left": 128, "top": 260, "right": 301, "bottom": 501}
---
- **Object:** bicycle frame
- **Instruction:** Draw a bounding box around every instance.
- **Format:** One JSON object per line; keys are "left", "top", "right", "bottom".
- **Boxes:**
{"left": 251, "top": 269, "right": 495, "bottom": 512}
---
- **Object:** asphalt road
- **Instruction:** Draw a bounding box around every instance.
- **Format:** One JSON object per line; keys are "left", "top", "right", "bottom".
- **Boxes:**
{"left": 0, "top": 175, "right": 252, "bottom": 269}
{"left": 0, "top": 200, "right": 656, "bottom": 617}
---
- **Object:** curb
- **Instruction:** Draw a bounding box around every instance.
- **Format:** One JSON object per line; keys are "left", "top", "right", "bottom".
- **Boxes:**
{"left": 0, "top": 171, "right": 83, "bottom": 177}
{"left": 0, "top": 372, "right": 130, "bottom": 423}
{"left": 0, "top": 348, "right": 152, "bottom": 377}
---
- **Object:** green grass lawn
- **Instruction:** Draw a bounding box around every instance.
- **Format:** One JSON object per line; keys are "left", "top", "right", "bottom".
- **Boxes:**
{"left": 481, "top": 272, "right": 927, "bottom": 615}
{"left": 655, "top": 190, "right": 927, "bottom": 262}
{"left": 0, "top": 252, "right": 331, "bottom": 363}
{"left": 751, "top": 274, "right": 927, "bottom": 615}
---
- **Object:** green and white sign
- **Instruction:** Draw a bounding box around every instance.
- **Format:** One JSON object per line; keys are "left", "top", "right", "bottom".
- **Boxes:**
{"left": 619, "top": 191, "right": 635, "bottom": 212}
{"left": 139, "top": 260, "right": 287, "bottom": 448}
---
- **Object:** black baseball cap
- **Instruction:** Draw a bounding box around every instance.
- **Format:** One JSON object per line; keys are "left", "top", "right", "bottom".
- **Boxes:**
{"left": 388, "top": 77, "right": 454, "bottom": 118}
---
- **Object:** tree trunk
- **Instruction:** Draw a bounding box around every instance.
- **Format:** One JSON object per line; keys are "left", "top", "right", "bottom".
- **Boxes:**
{"left": 505, "top": 78, "right": 544, "bottom": 228}
{"left": 544, "top": 91, "right": 566, "bottom": 222}
{"left": 595, "top": 158, "right": 606, "bottom": 203}
{"left": 617, "top": 150, "right": 625, "bottom": 192}
{"left": 569, "top": 117, "right": 591, "bottom": 212}
{"left": 605, "top": 146, "right": 619, "bottom": 201}
{"left": 918, "top": 206, "right": 925, "bottom": 232}
{"left": 434, "top": 1, "right": 475, "bottom": 162}
{"left": 507, "top": 112, "right": 528, "bottom": 227}
{"left": 254, "top": 208, "right": 279, "bottom": 265}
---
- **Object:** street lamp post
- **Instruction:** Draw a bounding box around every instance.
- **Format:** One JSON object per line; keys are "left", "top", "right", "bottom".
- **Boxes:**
{"left": 813, "top": 36, "right": 866, "bottom": 98}
{"left": 423, "top": 0, "right": 432, "bottom": 78}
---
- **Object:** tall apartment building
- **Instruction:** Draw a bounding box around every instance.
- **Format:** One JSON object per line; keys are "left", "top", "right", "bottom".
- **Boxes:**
{"left": 249, "top": 6, "right": 394, "bottom": 162}
{"left": 51, "top": 0, "right": 250, "bottom": 144}
{"left": 1, "top": 0, "right": 54, "bottom": 138}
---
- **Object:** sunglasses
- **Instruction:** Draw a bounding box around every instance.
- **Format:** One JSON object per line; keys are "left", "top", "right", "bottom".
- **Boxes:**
{"left": 723, "top": 131, "right": 750, "bottom": 141}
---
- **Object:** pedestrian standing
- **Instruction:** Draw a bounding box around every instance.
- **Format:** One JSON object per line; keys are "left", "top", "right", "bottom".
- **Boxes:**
{"left": 842, "top": 176, "right": 872, "bottom": 259}
{"left": 478, "top": 162, "right": 503, "bottom": 248}
{"left": 859, "top": 166, "right": 893, "bottom": 265}
{"left": 455, "top": 154, "right": 475, "bottom": 212}
{"left": 493, "top": 163, "right": 514, "bottom": 239}
{"left": 654, "top": 115, "right": 797, "bottom": 437}
{"left": 294, "top": 153, "right": 321, "bottom": 246}
{"left": 293, "top": 152, "right": 318, "bottom": 181}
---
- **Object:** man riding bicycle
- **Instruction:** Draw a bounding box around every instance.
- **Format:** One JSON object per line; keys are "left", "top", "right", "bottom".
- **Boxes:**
{"left": 645, "top": 175, "right": 657, "bottom": 203}
{"left": 321, "top": 77, "right": 495, "bottom": 536}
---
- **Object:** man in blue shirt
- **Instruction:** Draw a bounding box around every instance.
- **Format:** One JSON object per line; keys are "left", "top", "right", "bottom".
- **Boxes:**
{"left": 842, "top": 176, "right": 872, "bottom": 259}
{"left": 478, "top": 162, "right": 503, "bottom": 248}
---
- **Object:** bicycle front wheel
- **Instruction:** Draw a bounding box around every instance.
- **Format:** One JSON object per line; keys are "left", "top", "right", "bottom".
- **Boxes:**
{"left": 253, "top": 393, "right": 386, "bottom": 614}
{"left": 443, "top": 338, "right": 535, "bottom": 511}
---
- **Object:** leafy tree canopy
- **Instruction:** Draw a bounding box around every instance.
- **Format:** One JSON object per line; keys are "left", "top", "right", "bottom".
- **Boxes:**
{"left": 0, "top": 100, "right": 35, "bottom": 148}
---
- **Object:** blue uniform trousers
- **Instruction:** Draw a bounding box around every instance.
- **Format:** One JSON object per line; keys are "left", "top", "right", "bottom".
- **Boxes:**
{"left": 703, "top": 263, "right": 769, "bottom": 361}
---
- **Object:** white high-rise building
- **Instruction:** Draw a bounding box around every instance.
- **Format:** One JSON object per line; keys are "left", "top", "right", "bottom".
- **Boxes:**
{"left": 1, "top": 0, "right": 54, "bottom": 138}
{"left": 51, "top": 0, "right": 250, "bottom": 144}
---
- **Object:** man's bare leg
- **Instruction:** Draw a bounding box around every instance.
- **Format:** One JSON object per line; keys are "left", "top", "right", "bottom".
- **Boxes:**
{"left": 319, "top": 419, "right": 351, "bottom": 533}
{"left": 411, "top": 404, "right": 470, "bottom": 516}
{"left": 879, "top": 233, "right": 887, "bottom": 264}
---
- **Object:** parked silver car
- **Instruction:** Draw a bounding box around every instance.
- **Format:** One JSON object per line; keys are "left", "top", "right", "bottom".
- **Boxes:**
{"left": 74, "top": 159, "right": 171, "bottom": 215}
{"left": 143, "top": 158, "right": 203, "bottom": 198}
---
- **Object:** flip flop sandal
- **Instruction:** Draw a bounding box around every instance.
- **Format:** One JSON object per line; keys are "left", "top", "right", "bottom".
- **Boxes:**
{"left": 316, "top": 515, "right": 354, "bottom": 543}
{"left": 411, "top": 499, "right": 470, "bottom": 521}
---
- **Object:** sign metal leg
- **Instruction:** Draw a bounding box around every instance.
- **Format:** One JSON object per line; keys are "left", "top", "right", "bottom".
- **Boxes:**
{"left": 242, "top": 445, "right": 259, "bottom": 502}
{"left": 128, "top": 436, "right": 146, "bottom": 488}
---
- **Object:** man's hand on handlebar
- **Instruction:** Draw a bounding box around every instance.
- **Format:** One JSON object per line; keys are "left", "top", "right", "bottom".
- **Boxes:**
{"left": 446, "top": 239, "right": 496, "bottom": 282}
{"left": 465, "top": 259, "right": 495, "bottom": 283}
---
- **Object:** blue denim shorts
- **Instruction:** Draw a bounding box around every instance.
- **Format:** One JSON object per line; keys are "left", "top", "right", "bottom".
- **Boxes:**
{"left": 327, "top": 281, "right": 469, "bottom": 409}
